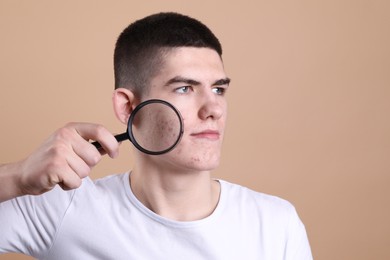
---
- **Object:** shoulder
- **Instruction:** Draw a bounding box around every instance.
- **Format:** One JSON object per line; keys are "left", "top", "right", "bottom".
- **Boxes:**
{"left": 218, "top": 179, "right": 298, "bottom": 223}
{"left": 217, "top": 180, "right": 312, "bottom": 259}
{"left": 1, "top": 172, "right": 129, "bottom": 219}
{"left": 92, "top": 172, "right": 129, "bottom": 189}
{"left": 72, "top": 172, "right": 129, "bottom": 201}
{"left": 220, "top": 179, "right": 295, "bottom": 210}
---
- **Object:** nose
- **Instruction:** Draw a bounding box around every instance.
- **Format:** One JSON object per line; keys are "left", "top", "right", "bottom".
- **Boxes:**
{"left": 198, "top": 95, "right": 224, "bottom": 121}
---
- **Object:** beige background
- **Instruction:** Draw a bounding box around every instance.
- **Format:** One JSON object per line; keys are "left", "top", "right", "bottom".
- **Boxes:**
{"left": 1, "top": 1, "right": 389, "bottom": 259}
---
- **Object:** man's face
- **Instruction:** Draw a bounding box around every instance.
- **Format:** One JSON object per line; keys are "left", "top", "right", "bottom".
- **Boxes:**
{"left": 140, "top": 47, "right": 229, "bottom": 172}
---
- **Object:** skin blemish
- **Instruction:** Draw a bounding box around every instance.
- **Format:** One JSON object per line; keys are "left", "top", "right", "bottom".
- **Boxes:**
{"left": 191, "top": 156, "right": 200, "bottom": 162}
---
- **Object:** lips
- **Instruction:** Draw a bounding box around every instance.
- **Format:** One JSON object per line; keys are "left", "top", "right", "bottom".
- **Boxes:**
{"left": 190, "top": 130, "right": 220, "bottom": 140}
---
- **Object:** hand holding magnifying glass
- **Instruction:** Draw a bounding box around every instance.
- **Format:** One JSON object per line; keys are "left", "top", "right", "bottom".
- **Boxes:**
{"left": 93, "top": 99, "right": 184, "bottom": 155}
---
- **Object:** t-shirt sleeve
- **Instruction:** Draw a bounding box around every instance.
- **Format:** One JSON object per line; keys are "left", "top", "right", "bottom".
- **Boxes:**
{"left": 284, "top": 206, "right": 313, "bottom": 260}
{"left": 0, "top": 186, "right": 75, "bottom": 258}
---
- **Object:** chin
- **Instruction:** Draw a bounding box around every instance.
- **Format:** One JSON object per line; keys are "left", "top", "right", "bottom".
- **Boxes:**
{"left": 186, "top": 156, "right": 221, "bottom": 172}
{"left": 195, "top": 163, "right": 220, "bottom": 172}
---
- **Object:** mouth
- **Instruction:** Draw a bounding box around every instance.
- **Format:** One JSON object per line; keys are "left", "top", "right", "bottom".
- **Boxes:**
{"left": 190, "top": 130, "right": 220, "bottom": 140}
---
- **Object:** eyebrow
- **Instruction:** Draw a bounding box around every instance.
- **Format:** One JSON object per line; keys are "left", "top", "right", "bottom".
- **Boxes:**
{"left": 165, "top": 76, "right": 231, "bottom": 87}
{"left": 213, "top": 78, "right": 231, "bottom": 86}
{"left": 165, "top": 76, "right": 201, "bottom": 86}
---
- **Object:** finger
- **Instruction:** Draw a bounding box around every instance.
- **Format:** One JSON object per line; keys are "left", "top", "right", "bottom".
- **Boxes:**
{"left": 51, "top": 123, "right": 102, "bottom": 167}
{"left": 71, "top": 134, "right": 102, "bottom": 167}
{"left": 44, "top": 159, "right": 82, "bottom": 191}
{"left": 59, "top": 170, "right": 82, "bottom": 190}
{"left": 66, "top": 150, "right": 94, "bottom": 179}
{"left": 70, "top": 123, "right": 119, "bottom": 159}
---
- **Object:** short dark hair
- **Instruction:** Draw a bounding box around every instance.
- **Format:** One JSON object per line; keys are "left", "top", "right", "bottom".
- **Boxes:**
{"left": 114, "top": 12, "right": 223, "bottom": 97}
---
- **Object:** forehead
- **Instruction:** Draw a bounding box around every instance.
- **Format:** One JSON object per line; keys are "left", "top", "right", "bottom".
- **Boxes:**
{"left": 153, "top": 47, "right": 226, "bottom": 85}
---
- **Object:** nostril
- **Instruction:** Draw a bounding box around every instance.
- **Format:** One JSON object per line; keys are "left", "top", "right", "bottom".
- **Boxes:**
{"left": 198, "top": 103, "right": 223, "bottom": 120}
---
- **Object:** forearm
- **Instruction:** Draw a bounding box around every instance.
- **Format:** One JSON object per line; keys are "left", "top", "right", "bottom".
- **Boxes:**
{"left": 0, "top": 162, "right": 24, "bottom": 203}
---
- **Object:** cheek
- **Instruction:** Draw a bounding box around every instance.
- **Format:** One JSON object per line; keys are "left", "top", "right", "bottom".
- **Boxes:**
{"left": 176, "top": 109, "right": 190, "bottom": 132}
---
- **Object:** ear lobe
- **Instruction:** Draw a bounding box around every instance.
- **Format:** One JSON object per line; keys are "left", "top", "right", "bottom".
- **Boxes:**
{"left": 112, "top": 88, "right": 137, "bottom": 125}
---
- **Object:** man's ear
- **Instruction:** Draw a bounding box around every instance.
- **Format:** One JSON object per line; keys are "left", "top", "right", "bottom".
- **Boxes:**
{"left": 112, "top": 88, "right": 137, "bottom": 125}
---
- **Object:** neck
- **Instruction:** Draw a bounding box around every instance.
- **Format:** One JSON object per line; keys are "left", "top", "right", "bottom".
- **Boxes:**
{"left": 130, "top": 159, "right": 220, "bottom": 221}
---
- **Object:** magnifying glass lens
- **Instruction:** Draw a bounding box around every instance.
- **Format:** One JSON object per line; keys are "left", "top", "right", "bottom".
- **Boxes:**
{"left": 130, "top": 101, "right": 183, "bottom": 154}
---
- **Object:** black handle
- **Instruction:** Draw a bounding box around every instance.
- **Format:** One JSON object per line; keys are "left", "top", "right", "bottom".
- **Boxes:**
{"left": 92, "top": 132, "right": 129, "bottom": 150}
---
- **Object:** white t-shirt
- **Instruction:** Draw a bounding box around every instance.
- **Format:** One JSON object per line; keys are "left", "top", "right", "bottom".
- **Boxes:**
{"left": 0, "top": 172, "right": 313, "bottom": 259}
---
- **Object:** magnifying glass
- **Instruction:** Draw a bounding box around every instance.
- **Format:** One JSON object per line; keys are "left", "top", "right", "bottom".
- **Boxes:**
{"left": 92, "top": 99, "right": 184, "bottom": 155}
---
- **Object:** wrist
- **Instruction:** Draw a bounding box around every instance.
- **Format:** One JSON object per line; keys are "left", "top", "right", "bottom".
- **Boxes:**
{"left": 0, "top": 161, "right": 25, "bottom": 202}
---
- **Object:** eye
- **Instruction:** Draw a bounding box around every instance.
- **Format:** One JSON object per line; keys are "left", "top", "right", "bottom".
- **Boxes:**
{"left": 212, "top": 87, "right": 226, "bottom": 96}
{"left": 175, "top": 86, "right": 191, "bottom": 94}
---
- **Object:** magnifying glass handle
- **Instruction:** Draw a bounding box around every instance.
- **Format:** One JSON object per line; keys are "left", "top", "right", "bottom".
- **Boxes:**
{"left": 92, "top": 132, "right": 128, "bottom": 150}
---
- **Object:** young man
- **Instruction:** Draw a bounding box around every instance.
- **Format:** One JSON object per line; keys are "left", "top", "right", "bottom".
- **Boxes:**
{"left": 0, "top": 13, "right": 312, "bottom": 259}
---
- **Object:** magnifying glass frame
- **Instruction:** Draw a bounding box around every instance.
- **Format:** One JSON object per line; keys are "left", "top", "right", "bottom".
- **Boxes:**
{"left": 92, "top": 99, "right": 183, "bottom": 155}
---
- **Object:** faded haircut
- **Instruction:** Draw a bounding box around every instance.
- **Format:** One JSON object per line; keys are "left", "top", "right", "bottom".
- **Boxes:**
{"left": 114, "top": 12, "right": 223, "bottom": 97}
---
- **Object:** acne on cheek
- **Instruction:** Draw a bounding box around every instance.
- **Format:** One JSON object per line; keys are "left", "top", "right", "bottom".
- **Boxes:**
{"left": 191, "top": 156, "right": 200, "bottom": 163}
